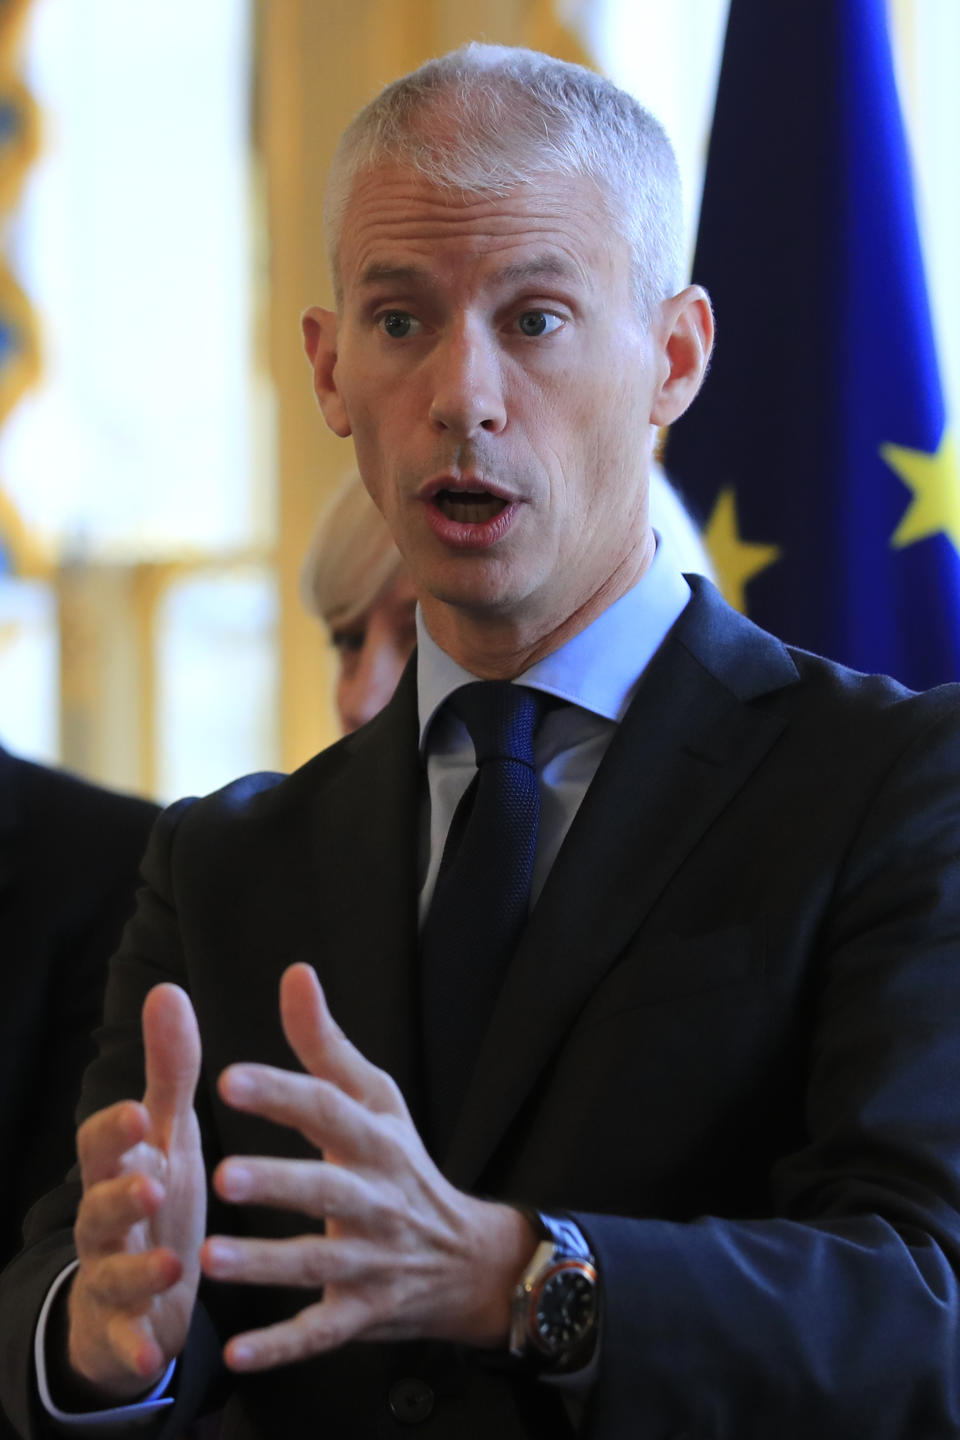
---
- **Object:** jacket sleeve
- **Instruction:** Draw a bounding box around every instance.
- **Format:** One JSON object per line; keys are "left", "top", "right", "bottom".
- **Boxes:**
{"left": 0, "top": 799, "right": 221, "bottom": 1440}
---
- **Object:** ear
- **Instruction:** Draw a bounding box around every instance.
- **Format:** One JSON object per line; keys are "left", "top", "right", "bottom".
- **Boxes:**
{"left": 302, "top": 305, "right": 351, "bottom": 438}
{"left": 649, "top": 286, "right": 714, "bottom": 427}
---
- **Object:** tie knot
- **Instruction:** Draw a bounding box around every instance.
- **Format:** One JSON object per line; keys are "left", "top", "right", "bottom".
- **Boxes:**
{"left": 449, "top": 681, "right": 541, "bottom": 767}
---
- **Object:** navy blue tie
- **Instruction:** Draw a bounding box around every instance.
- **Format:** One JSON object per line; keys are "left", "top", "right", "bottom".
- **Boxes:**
{"left": 420, "top": 681, "right": 543, "bottom": 1151}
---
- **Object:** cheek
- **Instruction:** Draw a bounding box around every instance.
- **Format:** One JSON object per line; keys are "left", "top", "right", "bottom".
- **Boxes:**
{"left": 340, "top": 409, "right": 407, "bottom": 519}
{"left": 370, "top": 628, "right": 411, "bottom": 690}
{"left": 335, "top": 671, "right": 357, "bottom": 731}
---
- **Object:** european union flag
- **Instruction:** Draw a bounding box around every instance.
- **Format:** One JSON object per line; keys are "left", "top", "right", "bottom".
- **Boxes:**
{"left": 666, "top": 0, "right": 960, "bottom": 691}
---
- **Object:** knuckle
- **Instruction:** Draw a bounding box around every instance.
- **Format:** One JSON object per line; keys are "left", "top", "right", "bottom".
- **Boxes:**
{"left": 78, "top": 1102, "right": 143, "bottom": 1179}
{"left": 370, "top": 1115, "right": 406, "bottom": 1168}
{"left": 377, "top": 1281, "right": 405, "bottom": 1327}
{"left": 372, "top": 1071, "right": 404, "bottom": 1112}
{"left": 76, "top": 1115, "right": 103, "bottom": 1173}
{"left": 98, "top": 1253, "right": 137, "bottom": 1305}
{"left": 368, "top": 1187, "right": 407, "bottom": 1236}
{"left": 299, "top": 1242, "right": 331, "bottom": 1287}
{"left": 81, "top": 1254, "right": 120, "bottom": 1306}
{"left": 314, "top": 1077, "right": 345, "bottom": 1118}
{"left": 75, "top": 1181, "right": 114, "bottom": 1246}
{"left": 291, "top": 1304, "right": 338, "bottom": 1355}
{"left": 74, "top": 1210, "right": 98, "bottom": 1255}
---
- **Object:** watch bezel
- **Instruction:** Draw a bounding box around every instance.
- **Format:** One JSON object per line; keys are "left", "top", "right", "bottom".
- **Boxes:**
{"left": 524, "top": 1255, "right": 598, "bottom": 1362}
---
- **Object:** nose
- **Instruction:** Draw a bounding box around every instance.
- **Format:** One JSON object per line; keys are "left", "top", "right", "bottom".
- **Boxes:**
{"left": 428, "top": 323, "right": 506, "bottom": 437}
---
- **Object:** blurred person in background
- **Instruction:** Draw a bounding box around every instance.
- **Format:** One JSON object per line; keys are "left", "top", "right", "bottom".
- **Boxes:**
{"left": 301, "top": 473, "right": 418, "bottom": 733}
{"left": 304, "top": 466, "right": 712, "bottom": 734}
{"left": 0, "top": 744, "right": 157, "bottom": 1438}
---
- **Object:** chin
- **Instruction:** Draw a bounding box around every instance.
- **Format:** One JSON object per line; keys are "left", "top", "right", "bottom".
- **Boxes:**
{"left": 422, "top": 564, "right": 529, "bottom": 614}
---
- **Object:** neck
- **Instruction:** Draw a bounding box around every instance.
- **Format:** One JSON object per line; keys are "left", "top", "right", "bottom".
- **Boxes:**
{"left": 420, "top": 531, "right": 657, "bottom": 679}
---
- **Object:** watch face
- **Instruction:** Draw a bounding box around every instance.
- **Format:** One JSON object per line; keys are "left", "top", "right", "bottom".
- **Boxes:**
{"left": 535, "top": 1266, "right": 597, "bottom": 1354}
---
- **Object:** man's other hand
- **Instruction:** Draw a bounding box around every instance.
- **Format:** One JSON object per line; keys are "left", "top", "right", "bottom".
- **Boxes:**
{"left": 68, "top": 984, "right": 206, "bottom": 1398}
{"left": 202, "top": 962, "right": 536, "bottom": 1373}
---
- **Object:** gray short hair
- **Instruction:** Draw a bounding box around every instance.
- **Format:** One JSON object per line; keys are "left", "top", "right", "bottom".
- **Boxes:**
{"left": 324, "top": 43, "right": 683, "bottom": 322}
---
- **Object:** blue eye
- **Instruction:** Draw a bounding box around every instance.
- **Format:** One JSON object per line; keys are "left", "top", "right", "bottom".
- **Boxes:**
{"left": 517, "top": 310, "right": 562, "bottom": 337}
{"left": 378, "top": 311, "right": 420, "bottom": 338}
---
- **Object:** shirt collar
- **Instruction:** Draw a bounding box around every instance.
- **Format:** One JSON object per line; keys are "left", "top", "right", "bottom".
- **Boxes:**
{"left": 417, "top": 532, "right": 691, "bottom": 750}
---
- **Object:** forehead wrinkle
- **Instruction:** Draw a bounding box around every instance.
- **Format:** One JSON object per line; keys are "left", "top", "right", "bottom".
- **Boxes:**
{"left": 341, "top": 170, "right": 625, "bottom": 300}
{"left": 488, "top": 255, "right": 577, "bottom": 286}
{"left": 358, "top": 255, "right": 577, "bottom": 293}
{"left": 357, "top": 261, "right": 437, "bottom": 290}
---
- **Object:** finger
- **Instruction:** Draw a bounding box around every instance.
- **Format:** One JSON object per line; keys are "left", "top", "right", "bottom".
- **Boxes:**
{"left": 142, "top": 984, "right": 202, "bottom": 1144}
{"left": 213, "top": 1156, "right": 380, "bottom": 1223}
{"left": 81, "top": 1248, "right": 183, "bottom": 1312}
{"left": 204, "top": 1232, "right": 391, "bottom": 1290}
{"left": 103, "top": 1312, "right": 169, "bottom": 1384}
{"left": 70, "top": 1312, "right": 168, "bottom": 1395}
{"left": 217, "top": 1065, "right": 391, "bottom": 1167}
{"left": 223, "top": 1294, "right": 374, "bottom": 1372}
{"left": 75, "top": 1173, "right": 164, "bottom": 1258}
{"left": 279, "top": 964, "right": 405, "bottom": 1117}
{"left": 77, "top": 1101, "right": 150, "bottom": 1191}
{"left": 201, "top": 1233, "right": 374, "bottom": 1289}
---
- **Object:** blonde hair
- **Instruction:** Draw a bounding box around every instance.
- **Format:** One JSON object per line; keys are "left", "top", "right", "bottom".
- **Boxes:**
{"left": 301, "top": 474, "right": 405, "bottom": 632}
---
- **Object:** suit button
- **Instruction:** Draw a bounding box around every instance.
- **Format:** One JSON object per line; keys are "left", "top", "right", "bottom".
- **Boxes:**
{"left": 388, "top": 1378, "right": 435, "bottom": 1424}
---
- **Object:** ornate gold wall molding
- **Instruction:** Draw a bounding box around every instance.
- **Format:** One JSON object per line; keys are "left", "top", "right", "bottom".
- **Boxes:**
{"left": 0, "top": 0, "right": 42, "bottom": 578}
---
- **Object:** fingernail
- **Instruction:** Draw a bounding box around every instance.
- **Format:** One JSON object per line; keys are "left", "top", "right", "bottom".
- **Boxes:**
{"left": 222, "top": 1067, "right": 254, "bottom": 1104}
{"left": 229, "top": 1340, "right": 254, "bottom": 1369}
{"left": 205, "top": 1238, "right": 239, "bottom": 1272}
{"left": 219, "top": 1163, "right": 252, "bottom": 1200}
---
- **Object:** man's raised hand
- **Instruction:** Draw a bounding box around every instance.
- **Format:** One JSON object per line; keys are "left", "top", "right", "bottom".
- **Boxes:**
{"left": 202, "top": 962, "right": 535, "bottom": 1373}
{"left": 68, "top": 983, "right": 206, "bottom": 1398}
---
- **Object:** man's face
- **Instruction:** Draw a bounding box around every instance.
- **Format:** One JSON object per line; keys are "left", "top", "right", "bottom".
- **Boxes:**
{"left": 307, "top": 162, "right": 700, "bottom": 650}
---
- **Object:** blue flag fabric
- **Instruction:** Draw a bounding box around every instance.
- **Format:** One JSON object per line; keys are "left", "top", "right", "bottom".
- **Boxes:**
{"left": 666, "top": 0, "right": 960, "bottom": 691}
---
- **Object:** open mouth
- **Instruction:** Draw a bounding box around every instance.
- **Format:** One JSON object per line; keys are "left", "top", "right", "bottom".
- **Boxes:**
{"left": 433, "top": 489, "right": 508, "bottom": 524}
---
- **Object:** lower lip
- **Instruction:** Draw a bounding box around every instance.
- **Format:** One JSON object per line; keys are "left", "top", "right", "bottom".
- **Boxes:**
{"left": 422, "top": 499, "right": 519, "bottom": 549}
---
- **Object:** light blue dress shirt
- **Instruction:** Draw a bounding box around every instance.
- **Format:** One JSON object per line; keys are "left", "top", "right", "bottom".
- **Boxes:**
{"left": 417, "top": 533, "right": 692, "bottom": 919}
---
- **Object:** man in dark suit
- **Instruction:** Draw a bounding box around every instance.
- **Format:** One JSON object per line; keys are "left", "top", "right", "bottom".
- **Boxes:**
{"left": 5, "top": 44, "right": 960, "bottom": 1440}
{"left": 0, "top": 744, "right": 157, "bottom": 1436}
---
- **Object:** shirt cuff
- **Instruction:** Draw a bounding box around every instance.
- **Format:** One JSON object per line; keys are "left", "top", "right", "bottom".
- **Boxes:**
{"left": 35, "top": 1262, "right": 176, "bottom": 1428}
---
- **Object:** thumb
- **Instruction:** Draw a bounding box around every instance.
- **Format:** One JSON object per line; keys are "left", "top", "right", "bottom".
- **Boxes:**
{"left": 142, "top": 983, "right": 201, "bottom": 1143}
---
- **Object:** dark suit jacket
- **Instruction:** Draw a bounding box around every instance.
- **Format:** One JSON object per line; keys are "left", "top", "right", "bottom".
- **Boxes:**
{"left": 0, "top": 748, "right": 158, "bottom": 1270}
{"left": 0, "top": 750, "right": 158, "bottom": 1438}
{"left": 5, "top": 580, "right": 960, "bottom": 1439}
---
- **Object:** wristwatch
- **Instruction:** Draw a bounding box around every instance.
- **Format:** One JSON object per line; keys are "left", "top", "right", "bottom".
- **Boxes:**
{"left": 509, "top": 1210, "right": 598, "bottom": 1372}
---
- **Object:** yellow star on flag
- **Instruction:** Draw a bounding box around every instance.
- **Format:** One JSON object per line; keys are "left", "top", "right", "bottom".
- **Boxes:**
{"left": 882, "top": 429, "right": 960, "bottom": 554}
{"left": 702, "top": 487, "right": 781, "bottom": 614}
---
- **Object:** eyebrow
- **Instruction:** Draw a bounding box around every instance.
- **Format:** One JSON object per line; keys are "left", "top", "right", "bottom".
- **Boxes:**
{"left": 490, "top": 256, "right": 578, "bottom": 286}
{"left": 357, "top": 263, "right": 435, "bottom": 289}
{"left": 356, "top": 255, "right": 578, "bottom": 291}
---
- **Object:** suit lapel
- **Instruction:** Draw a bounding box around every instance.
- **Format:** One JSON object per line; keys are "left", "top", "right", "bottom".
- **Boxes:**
{"left": 302, "top": 660, "right": 425, "bottom": 1124}
{"left": 442, "top": 582, "right": 801, "bottom": 1188}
